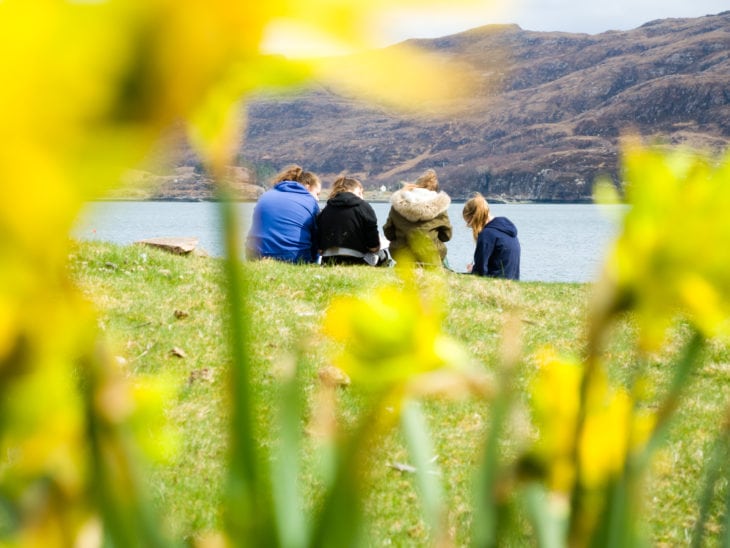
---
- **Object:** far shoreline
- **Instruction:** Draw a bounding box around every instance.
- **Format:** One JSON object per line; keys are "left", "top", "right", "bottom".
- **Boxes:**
{"left": 91, "top": 197, "right": 603, "bottom": 205}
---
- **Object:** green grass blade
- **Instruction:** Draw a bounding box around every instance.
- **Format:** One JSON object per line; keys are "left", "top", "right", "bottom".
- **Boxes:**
{"left": 471, "top": 373, "right": 514, "bottom": 546}
{"left": 722, "top": 467, "right": 730, "bottom": 548}
{"left": 523, "top": 484, "right": 566, "bottom": 548}
{"left": 641, "top": 331, "right": 704, "bottom": 460}
{"left": 217, "top": 194, "right": 274, "bottom": 544}
{"left": 308, "top": 409, "right": 378, "bottom": 548}
{"left": 270, "top": 355, "right": 308, "bottom": 548}
{"left": 400, "top": 401, "right": 444, "bottom": 535}
{"left": 693, "top": 410, "right": 730, "bottom": 548}
{"left": 84, "top": 353, "right": 176, "bottom": 548}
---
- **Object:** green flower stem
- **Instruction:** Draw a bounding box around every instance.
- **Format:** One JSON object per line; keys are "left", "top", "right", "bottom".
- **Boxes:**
{"left": 643, "top": 330, "right": 704, "bottom": 459}
{"left": 271, "top": 350, "right": 308, "bottom": 548}
{"left": 524, "top": 484, "right": 567, "bottom": 548}
{"left": 307, "top": 403, "right": 387, "bottom": 548}
{"left": 401, "top": 400, "right": 444, "bottom": 536}
{"left": 84, "top": 349, "right": 175, "bottom": 548}
{"left": 217, "top": 191, "right": 274, "bottom": 544}
{"left": 691, "top": 406, "right": 730, "bottom": 548}
{"left": 472, "top": 361, "right": 517, "bottom": 546}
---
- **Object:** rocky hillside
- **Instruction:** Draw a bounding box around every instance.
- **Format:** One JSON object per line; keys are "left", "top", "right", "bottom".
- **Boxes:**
{"left": 145, "top": 11, "right": 730, "bottom": 202}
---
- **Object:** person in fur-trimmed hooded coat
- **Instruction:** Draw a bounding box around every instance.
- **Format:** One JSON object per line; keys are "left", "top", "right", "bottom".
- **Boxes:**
{"left": 383, "top": 169, "right": 452, "bottom": 264}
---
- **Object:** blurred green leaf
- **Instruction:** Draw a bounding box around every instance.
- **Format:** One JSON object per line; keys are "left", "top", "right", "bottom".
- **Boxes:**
{"left": 401, "top": 401, "right": 444, "bottom": 535}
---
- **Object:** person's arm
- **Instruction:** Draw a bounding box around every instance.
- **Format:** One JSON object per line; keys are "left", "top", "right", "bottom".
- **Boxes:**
{"left": 438, "top": 213, "right": 452, "bottom": 242}
{"left": 383, "top": 212, "right": 396, "bottom": 242}
{"left": 309, "top": 208, "right": 320, "bottom": 263}
{"left": 471, "top": 229, "right": 495, "bottom": 276}
{"left": 315, "top": 210, "right": 324, "bottom": 254}
{"left": 361, "top": 203, "right": 381, "bottom": 252}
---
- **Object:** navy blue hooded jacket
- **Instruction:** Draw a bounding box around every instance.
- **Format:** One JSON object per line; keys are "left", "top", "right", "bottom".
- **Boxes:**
{"left": 471, "top": 216, "right": 521, "bottom": 280}
{"left": 246, "top": 181, "right": 320, "bottom": 263}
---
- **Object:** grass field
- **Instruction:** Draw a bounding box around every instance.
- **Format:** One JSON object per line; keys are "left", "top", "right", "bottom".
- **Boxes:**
{"left": 69, "top": 240, "right": 730, "bottom": 546}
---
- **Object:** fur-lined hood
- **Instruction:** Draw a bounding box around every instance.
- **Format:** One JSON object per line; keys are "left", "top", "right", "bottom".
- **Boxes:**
{"left": 389, "top": 187, "right": 451, "bottom": 222}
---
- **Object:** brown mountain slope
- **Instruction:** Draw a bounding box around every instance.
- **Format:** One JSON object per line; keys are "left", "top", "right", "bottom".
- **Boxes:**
{"left": 240, "top": 11, "right": 730, "bottom": 202}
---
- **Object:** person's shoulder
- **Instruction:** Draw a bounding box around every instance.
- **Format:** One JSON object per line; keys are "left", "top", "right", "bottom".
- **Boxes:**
{"left": 494, "top": 216, "right": 517, "bottom": 227}
{"left": 359, "top": 198, "right": 376, "bottom": 210}
{"left": 277, "top": 180, "right": 312, "bottom": 194}
{"left": 389, "top": 188, "right": 405, "bottom": 204}
{"left": 434, "top": 190, "right": 451, "bottom": 205}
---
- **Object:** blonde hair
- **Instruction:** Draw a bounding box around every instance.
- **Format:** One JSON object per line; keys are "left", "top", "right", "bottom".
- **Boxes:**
{"left": 463, "top": 192, "right": 491, "bottom": 241}
{"left": 272, "top": 164, "right": 320, "bottom": 191}
{"left": 329, "top": 176, "right": 362, "bottom": 199}
{"left": 414, "top": 169, "right": 439, "bottom": 191}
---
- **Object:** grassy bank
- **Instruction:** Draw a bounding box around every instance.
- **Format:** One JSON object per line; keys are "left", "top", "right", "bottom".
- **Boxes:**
{"left": 69, "top": 240, "right": 729, "bottom": 545}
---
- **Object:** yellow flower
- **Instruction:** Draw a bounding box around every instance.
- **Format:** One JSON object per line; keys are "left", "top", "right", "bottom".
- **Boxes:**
{"left": 529, "top": 347, "right": 656, "bottom": 492}
{"left": 597, "top": 146, "right": 730, "bottom": 350}
{"left": 0, "top": 0, "right": 493, "bottom": 542}
{"left": 128, "top": 374, "right": 181, "bottom": 463}
{"left": 678, "top": 274, "right": 729, "bottom": 339}
{"left": 578, "top": 388, "right": 631, "bottom": 489}
{"left": 529, "top": 348, "right": 582, "bottom": 493}
{"left": 322, "top": 282, "right": 470, "bottom": 392}
{"left": 578, "top": 375, "right": 656, "bottom": 489}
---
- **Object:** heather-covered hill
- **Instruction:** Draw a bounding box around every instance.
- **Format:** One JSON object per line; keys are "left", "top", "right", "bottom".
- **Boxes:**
{"left": 139, "top": 12, "right": 730, "bottom": 202}
{"left": 241, "top": 11, "right": 730, "bottom": 202}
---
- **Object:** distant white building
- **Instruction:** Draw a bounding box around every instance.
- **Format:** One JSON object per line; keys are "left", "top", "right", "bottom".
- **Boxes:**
{"left": 380, "top": 185, "right": 387, "bottom": 192}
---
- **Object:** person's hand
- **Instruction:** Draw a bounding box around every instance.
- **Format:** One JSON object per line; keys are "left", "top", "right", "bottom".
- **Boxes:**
{"left": 466, "top": 262, "right": 473, "bottom": 273}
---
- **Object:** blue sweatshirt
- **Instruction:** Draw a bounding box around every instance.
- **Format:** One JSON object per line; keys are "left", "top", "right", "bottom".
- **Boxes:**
{"left": 246, "top": 181, "right": 320, "bottom": 263}
{"left": 471, "top": 216, "right": 521, "bottom": 280}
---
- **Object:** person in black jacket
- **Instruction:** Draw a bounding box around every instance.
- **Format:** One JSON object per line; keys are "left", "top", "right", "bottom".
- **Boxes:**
{"left": 462, "top": 192, "right": 520, "bottom": 280}
{"left": 317, "top": 176, "right": 391, "bottom": 266}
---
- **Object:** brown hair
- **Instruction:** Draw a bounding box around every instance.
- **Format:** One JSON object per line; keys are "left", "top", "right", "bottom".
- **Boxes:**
{"left": 299, "top": 171, "right": 321, "bottom": 192}
{"left": 414, "top": 169, "right": 439, "bottom": 191}
{"left": 272, "top": 164, "right": 320, "bottom": 191}
{"left": 463, "top": 192, "right": 491, "bottom": 241}
{"left": 272, "top": 164, "right": 304, "bottom": 185}
{"left": 328, "top": 175, "right": 362, "bottom": 199}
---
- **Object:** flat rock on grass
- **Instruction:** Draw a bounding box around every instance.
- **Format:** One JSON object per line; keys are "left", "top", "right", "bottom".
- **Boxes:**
{"left": 135, "top": 237, "right": 207, "bottom": 256}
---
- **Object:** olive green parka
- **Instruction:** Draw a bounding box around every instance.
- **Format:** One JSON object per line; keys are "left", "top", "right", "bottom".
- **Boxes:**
{"left": 383, "top": 187, "right": 452, "bottom": 263}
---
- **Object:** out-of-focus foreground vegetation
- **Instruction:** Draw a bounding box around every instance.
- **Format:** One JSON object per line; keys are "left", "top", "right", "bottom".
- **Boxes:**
{"left": 68, "top": 239, "right": 728, "bottom": 546}
{"left": 1, "top": 0, "right": 729, "bottom": 546}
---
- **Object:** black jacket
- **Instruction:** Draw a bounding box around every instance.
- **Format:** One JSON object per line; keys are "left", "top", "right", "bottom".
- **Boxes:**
{"left": 317, "top": 192, "right": 380, "bottom": 253}
{"left": 472, "top": 216, "right": 521, "bottom": 280}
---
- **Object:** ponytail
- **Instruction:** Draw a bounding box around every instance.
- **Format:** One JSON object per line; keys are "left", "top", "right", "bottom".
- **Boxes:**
{"left": 272, "top": 164, "right": 304, "bottom": 185}
{"left": 462, "top": 192, "right": 491, "bottom": 241}
{"left": 414, "top": 169, "right": 439, "bottom": 191}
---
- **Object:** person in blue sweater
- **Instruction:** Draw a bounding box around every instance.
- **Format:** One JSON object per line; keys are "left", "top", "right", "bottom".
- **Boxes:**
{"left": 462, "top": 192, "right": 520, "bottom": 280}
{"left": 246, "top": 165, "right": 322, "bottom": 263}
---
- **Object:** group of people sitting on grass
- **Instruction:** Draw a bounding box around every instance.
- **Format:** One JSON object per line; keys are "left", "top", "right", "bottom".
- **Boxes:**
{"left": 245, "top": 164, "right": 521, "bottom": 280}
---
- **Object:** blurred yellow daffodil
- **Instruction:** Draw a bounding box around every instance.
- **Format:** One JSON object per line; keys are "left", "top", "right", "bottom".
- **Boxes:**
{"left": 529, "top": 347, "right": 655, "bottom": 493}
{"left": 597, "top": 145, "right": 730, "bottom": 350}
{"left": 322, "top": 282, "right": 471, "bottom": 393}
{"left": 0, "top": 0, "right": 493, "bottom": 543}
{"left": 529, "top": 348, "right": 582, "bottom": 493}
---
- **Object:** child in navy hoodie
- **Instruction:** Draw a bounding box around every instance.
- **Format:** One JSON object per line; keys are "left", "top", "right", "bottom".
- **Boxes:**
{"left": 462, "top": 193, "right": 520, "bottom": 280}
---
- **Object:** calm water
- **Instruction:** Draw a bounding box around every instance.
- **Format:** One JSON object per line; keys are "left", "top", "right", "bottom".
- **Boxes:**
{"left": 72, "top": 201, "right": 626, "bottom": 282}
